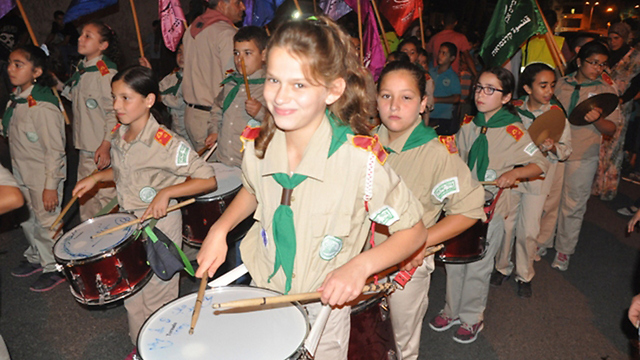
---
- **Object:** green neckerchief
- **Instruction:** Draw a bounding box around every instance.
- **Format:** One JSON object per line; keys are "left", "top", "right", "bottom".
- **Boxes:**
{"left": 385, "top": 121, "right": 438, "bottom": 154}
{"left": 564, "top": 72, "right": 602, "bottom": 115}
{"left": 220, "top": 74, "right": 265, "bottom": 114}
{"left": 268, "top": 110, "right": 352, "bottom": 294}
{"left": 517, "top": 95, "right": 567, "bottom": 121}
{"left": 468, "top": 107, "right": 522, "bottom": 181}
{"left": 65, "top": 56, "right": 117, "bottom": 89}
{"left": 1, "top": 84, "right": 59, "bottom": 137}
{"left": 160, "top": 71, "right": 182, "bottom": 96}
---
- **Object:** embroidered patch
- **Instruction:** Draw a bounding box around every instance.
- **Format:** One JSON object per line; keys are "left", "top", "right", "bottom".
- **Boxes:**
{"left": 438, "top": 135, "right": 458, "bottom": 154}
{"left": 139, "top": 186, "right": 157, "bottom": 203}
{"left": 175, "top": 141, "right": 190, "bottom": 166}
{"left": 432, "top": 177, "right": 460, "bottom": 202}
{"left": 602, "top": 72, "right": 613, "bottom": 86}
{"left": 506, "top": 125, "right": 524, "bottom": 141}
{"left": 111, "top": 123, "right": 121, "bottom": 134}
{"left": 524, "top": 142, "right": 539, "bottom": 156}
{"left": 85, "top": 98, "right": 98, "bottom": 109}
{"left": 485, "top": 169, "right": 497, "bottom": 181}
{"left": 25, "top": 131, "right": 38, "bottom": 142}
{"left": 351, "top": 135, "right": 388, "bottom": 165}
{"left": 97, "top": 60, "right": 110, "bottom": 76}
{"left": 511, "top": 99, "right": 524, "bottom": 107}
{"left": 240, "top": 125, "right": 261, "bottom": 152}
{"left": 154, "top": 128, "right": 172, "bottom": 146}
{"left": 319, "top": 235, "right": 343, "bottom": 261}
{"left": 27, "top": 95, "right": 36, "bottom": 107}
{"left": 463, "top": 114, "right": 474, "bottom": 125}
{"left": 261, "top": 228, "right": 268, "bottom": 247}
{"left": 369, "top": 205, "right": 400, "bottom": 226}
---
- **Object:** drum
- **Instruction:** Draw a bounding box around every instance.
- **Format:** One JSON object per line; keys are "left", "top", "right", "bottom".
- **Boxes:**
{"left": 348, "top": 293, "right": 397, "bottom": 360}
{"left": 182, "top": 163, "right": 254, "bottom": 247}
{"left": 53, "top": 213, "right": 152, "bottom": 305}
{"left": 137, "top": 286, "right": 309, "bottom": 360}
{"left": 436, "top": 190, "right": 492, "bottom": 264}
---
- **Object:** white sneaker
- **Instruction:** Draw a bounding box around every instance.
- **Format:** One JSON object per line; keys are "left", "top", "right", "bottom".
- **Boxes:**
{"left": 551, "top": 252, "right": 570, "bottom": 271}
{"left": 618, "top": 206, "right": 638, "bottom": 217}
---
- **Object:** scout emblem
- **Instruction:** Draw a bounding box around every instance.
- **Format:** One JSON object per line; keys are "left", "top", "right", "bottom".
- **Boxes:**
{"left": 484, "top": 169, "right": 497, "bottom": 181}
{"left": 25, "top": 132, "right": 39, "bottom": 142}
{"left": 462, "top": 114, "right": 474, "bottom": 125}
{"left": 439, "top": 135, "right": 458, "bottom": 154}
{"left": 86, "top": 98, "right": 98, "bottom": 110}
{"left": 506, "top": 125, "right": 524, "bottom": 141}
{"left": 352, "top": 135, "right": 388, "bottom": 164}
{"left": 96, "top": 60, "right": 110, "bottom": 76}
{"left": 139, "top": 187, "right": 157, "bottom": 203}
{"left": 27, "top": 95, "right": 36, "bottom": 107}
{"left": 319, "top": 235, "right": 343, "bottom": 260}
{"left": 155, "top": 128, "right": 172, "bottom": 146}
{"left": 432, "top": 177, "right": 460, "bottom": 202}
{"left": 369, "top": 205, "right": 400, "bottom": 226}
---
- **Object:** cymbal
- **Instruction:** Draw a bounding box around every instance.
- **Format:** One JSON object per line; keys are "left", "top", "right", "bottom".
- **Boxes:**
{"left": 527, "top": 107, "right": 566, "bottom": 146}
{"left": 568, "top": 93, "right": 619, "bottom": 126}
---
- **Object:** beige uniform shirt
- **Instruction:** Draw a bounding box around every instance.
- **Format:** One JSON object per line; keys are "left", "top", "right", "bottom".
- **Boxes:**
{"left": 456, "top": 116, "right": 549, "bottom": 216}
{"left": 110, "top": 114, "right": 216, "bottom": 211}
{"left": 159, "top": 70, "right": 188, "bottom": 141}
{"left": 0, "top": 165, "right": 18, "bottom": 187}
{"left": 210, "top": 69, "right": 267, "bottom": 168}
{"left": 3, "top": 86, "right": 66, "bottom": 191}
{"left": 240, "top": 117, "right": 424, "bottom": 294}
{"left": 64, "top": 55, "right": 118, "bottom": 152}
{"left": 554, "top": 73, "right": 623, "bottom": 161}
{"left": 182, "top": 20, "right": 236, "bottom": 106}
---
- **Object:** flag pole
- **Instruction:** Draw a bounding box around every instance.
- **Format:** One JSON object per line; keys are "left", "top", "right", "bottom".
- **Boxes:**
{"left": 15, "top": 0, "right": 71, "bottom": 125}
{"left": 357, "top": 0, "right": 364, "bottom": 62}
{"left": 534, "top": 0, "right": 565, "bottom": 75}
{"left": 292, "top": 0, "right": 302, "bottom": 13}
{"left": 370, "top": 0, "right": 390, "bottom": 56}
{"left": 130, "top": 0, "right": 145, "bottom": 58}
{"left": 418, "top": 4, "right": 425, "bottom": 49}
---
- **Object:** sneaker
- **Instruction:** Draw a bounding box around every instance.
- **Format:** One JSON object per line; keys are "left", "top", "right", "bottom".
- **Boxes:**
{"left": 11, "top": 261, "right": 43, "bottom": 277}
{"left": 534, "top": 247, "right": 547, "bottom": 262}
{"left": 489, "top": 270, "right": 510, "bottom": 286}
{"left": 428, "top": 311, "right": 461, "bottom": 332}
{"left": 453, "top": 321, "right": 484, "bottom": 344}
{"left": 517, "top": 280, "right": 532, "bottom": 298}
{"left": 551, "top": 252, "right": 570, "bottom": 271}
{"left": 29, "top": 272, "right": 65, "bottom": 292}
{"left": 618, "top": 206, "right": 639, "bottom": 217}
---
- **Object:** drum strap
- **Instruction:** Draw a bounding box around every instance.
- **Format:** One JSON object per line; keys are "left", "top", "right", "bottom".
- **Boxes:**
{"left": 484, "top": 188, "right": 504, "bottom": 223}
{"left": 94, "top": 197, "right": 119, "bottom": 217}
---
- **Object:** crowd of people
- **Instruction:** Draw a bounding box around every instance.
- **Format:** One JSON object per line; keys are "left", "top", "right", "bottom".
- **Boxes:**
{"left": 1, "top": 2, "right": 640, "bottom": 360}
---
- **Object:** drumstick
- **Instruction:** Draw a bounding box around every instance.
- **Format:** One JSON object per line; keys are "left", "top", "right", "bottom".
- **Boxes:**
{"left": 197, "top": 146, "right": 209, "bottom": 157}
{"left": 212, "top": 282, "right": 393, "bottom": 310}
{"left": 91, "top": 198, "right": 195, "bottom": 238}
{"left": 240, "top": 58, "right": 252, "bottom": 100}
{"left": 202, "top": 143, "right": 218, "bottom": 162}
{"left": 189, "top": 275, "right": 208, "bottom": 335}
{"left": 50, "top": 170, "right": 99, "bottom": 230}
{"left": 424, "top": 243, "right": 444, "bottom": 257}
{"left": 479, "top": 180, "right": 521, "bottom": 186}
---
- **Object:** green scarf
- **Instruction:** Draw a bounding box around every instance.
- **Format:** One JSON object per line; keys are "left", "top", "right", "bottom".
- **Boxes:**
{"left": 564, "top": 72, "right": 602, "bottom": 115}
{"left": 268, "top": 110, "right": 352, "bottom": 294}
{"left": 65, "top": 56, "right": 117, "bottom": 89}
{"left": 467, "top": 108, "right": 522, "bottom": 181}
{"left": 385, "top": 120, "right": 438, "bottom": 154}
{"left": 160, "top": 71, "right": 182, "bottom": 96}
{"left": 220, "top": 74, "right": 265, "bottom": 114}
{"left": 2, "top": 84, "right": 59, "bottom": 137}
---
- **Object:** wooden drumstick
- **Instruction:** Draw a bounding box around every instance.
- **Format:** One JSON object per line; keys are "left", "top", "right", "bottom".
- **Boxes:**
{"left": 91, "top": 198, "right": 195, "bottom": 238}
{"left": 189, "top": 276, "right": 208, "bottom": 335}
{"left": 202, "top": 143, "right": 218, "bottom": 162}
{"left": 479, "top": 180, "right": 520, "bottom": 186}
{"left": 424, "top": 243, "right": 444, "bottom": 257}
{"left": 240, "top": 58, "right": 252, "bottom": 100}
{"left": 212, "top": 282, "right": 394, "bottom": 310}
{"left": 50, "top": 170, "right": 99, "bottom": 230}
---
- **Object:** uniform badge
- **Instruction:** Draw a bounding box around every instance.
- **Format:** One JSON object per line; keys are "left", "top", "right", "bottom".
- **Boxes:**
{"left": 319, "top": 235, "right": 343, "bottom": 261}
{"left": 352, "top": 135, "right": 388, "bottom": 165}
{"left": 27, "top": 95, "right": 36, "bottom": 107}
{"left": 261, "top": 228, "right": 269, "bottom": 247}
{"left": 438, "top": 135, "right": 458, "bottom": 154}
{"left": 511, "top": 99, "right": 524, "bottom": 107}
{"left": 602, "top": 72, "right": 613, "bottom": 86}
{"left": 111, "top": 123, "right": 121, "bottom": 134}
{"left": 463, "top": 114, "right": 474, "bottom": 125}
{"left": 96, "top": 60, "right": 110, "bottom": 76}
{"left": 442, "top": 78, "right": 451, "bottom": 87}
{"left": 154, "top": 128, "right": 172, "bottom": 146}
{"left": 485, "top": 169, "right": 497, "bottom": 181}
{"left": 175, "top": 141, "right": 190, "bottom": 166}
{"left": 139, "top": 186, "right": 157, "bottom": 203}
{"left": 424, "top": 73, "right": 431, "bottom": 81}
{"left": 369, "top": 205, "right": 400, "bottom": 226}
{"left": 432, "top": 177, "right": 460, "bottom": 202}
{"left": 524, "top": 142, "right": 539, "bottom": 156}
{"left": 25, "top": 132, "right": 39, "bottom": 142}
{"left": 240, "top": 125, "right": 261, "bottom": 152}
{"left": 86, "top": 98, "right": 98, "bottom": 110}
{"left": 506, "top": 125, "right": 524, "bottom": 141}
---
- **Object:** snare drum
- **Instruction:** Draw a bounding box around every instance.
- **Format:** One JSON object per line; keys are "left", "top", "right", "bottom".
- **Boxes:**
{"left": 137, "top": 286, "right": 309, "bottom": 360}
{"left": 348, "top": 293, "right": 397, "bottom": 360}
{"left": 53, "top": 213, "right": 152, "bottom": 305}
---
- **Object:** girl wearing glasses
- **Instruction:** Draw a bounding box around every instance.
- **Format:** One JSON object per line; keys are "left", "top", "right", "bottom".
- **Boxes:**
{"left": 429, "top": 67, "right": 548, "bottom": 344}
{"left": 551, "top": 41, "right": 622, "bottom": 271}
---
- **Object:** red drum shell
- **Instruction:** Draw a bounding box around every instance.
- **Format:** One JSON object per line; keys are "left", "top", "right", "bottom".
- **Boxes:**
{"left": 348, "top": 294, "right": 397, "bottom": 360}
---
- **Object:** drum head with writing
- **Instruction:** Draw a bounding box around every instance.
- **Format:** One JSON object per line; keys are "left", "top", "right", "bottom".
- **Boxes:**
{"left": 138, "top": 286, "right": 309, "bottom": 360}
{"left": 53, "top": 213, "right": 138, "bottom": 260}
{"left": 198, "top": 163, "right": 243, "bottom": 200}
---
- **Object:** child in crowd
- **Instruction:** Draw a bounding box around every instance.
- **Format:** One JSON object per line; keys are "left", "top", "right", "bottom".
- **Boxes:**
{"left": 429, "top": 42, "right": 461, "bottom": 135}
{"left": 73, "top": 66, "right": 217, "bottom": 350}
{"left": 417, "top": 48, "right": 429, "bottom": 71}
{"left": 375, "top": 60, "right": 485, "bottom": 360}
{"left": 387, "top": 50, "right": 410, "bottom": 64}
{"left": 4, "top": 45, "right": 67, "bottom": 292}
{"left": 429, "top": 67, "right": 548, "bottom": 343}
{"left": 398, "top": 37, "right": 421, "bottom": 63}
{"left": 196, "top": 17, "right": 429, "bottom": 359}
{"left": 204, "top": 26, "right": 268, "bottom": 168}
{"left": 159, "top": 43, "right": 190, "bottom": 147}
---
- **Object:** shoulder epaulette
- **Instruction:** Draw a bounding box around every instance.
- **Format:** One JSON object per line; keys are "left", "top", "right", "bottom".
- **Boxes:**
{"left": 506, "top": 124, "right": 524, "bottom": 141}
{"left": 111, "top": 123, "right": 121, "bottom": 134}
{"left": 351, "top": 134, "right": 388, "bottom": 165}
{"left": 438, "top": 135, "right": 458, "bottom": 154}
{"left": 96, "top": 60, "right": 111, "bottom": 76}
{"left": 463, "top": 114, "right": 474, "bottom": 125}
{"left": 225, "top": 68, "right": 235, "bottom": 76}
{"left": 602, "top": 72, "right": 614, "bottom": 86}
{"left": 154, "top": 127, "right": 172, "bottom": 146}
{"left": 511, "top": 99, "right": 524, "bottom": 107}
{"left": 239, "top": 125, "right": 261, "bottom": 152}
{"left": 27, "top": 95, "right": 36, "bottom": 107}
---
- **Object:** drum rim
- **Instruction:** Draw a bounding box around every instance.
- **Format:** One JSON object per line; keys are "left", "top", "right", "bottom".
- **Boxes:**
{"left": 192, "top": 183, "right": 243, "bottom": 201}
{"left": 53, "top": 213, "right": 139, "bottom": 265}
{"left": 137, "top": 284, "right": 310, "bottom": 360}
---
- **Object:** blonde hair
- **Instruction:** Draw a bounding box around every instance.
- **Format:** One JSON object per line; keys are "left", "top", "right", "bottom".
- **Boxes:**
{"left": 255, "top": 16, "right": 375, "bottom": 158}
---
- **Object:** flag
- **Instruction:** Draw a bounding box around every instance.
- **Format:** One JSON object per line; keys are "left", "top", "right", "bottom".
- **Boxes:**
{"left": 0, "top": 0, "right": 14, "bottom": 20}
{"left": 343, "top": 0, "right": 385, "bottom": 79}
{"left": 159, "top": 0, "right": 186, "bottom": 51}
{"left": 318, "top": 0, "right": 351, "bottom": 21}
{"left": 479, "top": 0, "right": 547, "bottom": 67}
{"left": 64, "top": 0, "right": 118, "bottom": 23}
{"left": 243, "top": 0, "right": 284, "bottom": 27}
{"left": 379, "top": 0, "right": 421, "bottom": 37}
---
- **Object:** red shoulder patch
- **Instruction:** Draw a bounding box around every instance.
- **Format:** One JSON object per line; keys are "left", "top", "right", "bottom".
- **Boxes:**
{"left": 239, "top": 125, "right": 261, "bottom": 152}
{"left": 602, "top": 72, "right": 613, "bottom": 86}
{"left": 438, "top": 135, "right": 458, "bottom": 154}
{"left": 424, "top": 73, "right": 431, "bottom": 81}
{"left": 550, "top": 105, "right": 563, "bottom": 112}
{"left": 96, "top": 60, "right": 110, "bottom": 76}
{"left": 511, "top": 99, "right": 524, "bottom": 107}
{"left": 225, "top": 69, "right": 235, "bottom": 76}
{"left": 110, "top": 123, "right": 121, "bottom": 134}
{"left": 27, "top": 95, "right": 36, "bottom": 107}
{"left": 352, "top": 134, "right": 388, "bottom": 165}
{"left": 463, "top": 114, "right": 474, "bottom": 125}
{"left": 154, "top": 128, "right": 172, "bottom": 146}
{"left": 506, "top": 124, "right": 524, "bottom": 141}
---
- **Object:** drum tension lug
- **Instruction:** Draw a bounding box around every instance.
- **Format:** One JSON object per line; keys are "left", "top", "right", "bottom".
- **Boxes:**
{"left": 71, "top": 272, "right": 86, "bottom": 296}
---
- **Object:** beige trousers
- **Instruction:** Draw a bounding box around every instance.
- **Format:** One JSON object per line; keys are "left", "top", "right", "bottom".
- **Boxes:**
{"left": 305, "top": 302, "right": 351, "bottom": 360}
{"left": 184, "top": 107, "right": 212, "bottom": 152}
{"left": 537, "top": 162, "right": 566, "bottom": 249}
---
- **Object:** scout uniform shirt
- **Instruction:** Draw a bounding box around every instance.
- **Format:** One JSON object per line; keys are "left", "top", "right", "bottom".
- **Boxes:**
{"left": 159, "top": 69, "right": 189, "bottom": 143}
{"left": 0, "top": 165, "right": 18, "bottom": 188}
{"left": 554, "top": 72, "right": 623, "bottom": 161}
{"left": 2, "top": 85, "right": 66, "bottom": 192}
{"left": 240, "top": 115, "right": 424, "bottom": 295}
{"left": 64, "top": 55, "right": 118, "bottom": 152}
{"left": 110, "top": 114, "right": 216, "bottom": 211}
{"left": 210, "top": 69, "right": 266, "bottom": 168}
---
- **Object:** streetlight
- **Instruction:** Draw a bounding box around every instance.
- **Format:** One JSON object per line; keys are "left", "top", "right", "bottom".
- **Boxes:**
{"left": 587, "top": 1, "right": 599, "bottom": 30}
{"left": 606, "top": 7, "right": 613, "bottom": 12}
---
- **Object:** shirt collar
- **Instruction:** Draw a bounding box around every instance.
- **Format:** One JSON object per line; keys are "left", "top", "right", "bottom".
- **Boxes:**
{"left": 82, "top": 54, "right": 103, "bottom": 67}
{"left": 377, "top": 118, "right": 422, "bottom": 153}
{"left": 15, "top": 84, "right": 34, "bottom": 98}
{"left": 117, "top": 114, "right": 160, "bottom": 147}
{"left": 520, "top": 96, "right": 551, "bottom": 115}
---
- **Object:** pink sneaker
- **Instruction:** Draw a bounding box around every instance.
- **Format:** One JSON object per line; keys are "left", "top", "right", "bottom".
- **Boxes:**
{"left": 453, "top": 321, "right": 484, "bottom": 344}
{"left": 428, "top": 311, "right": 461, "bottom": 332}
{"left": 552, "top": 252, "right": 570, "bottom": 271}
{"left": 124, "top": 347, "right": 139, "bottom": 360}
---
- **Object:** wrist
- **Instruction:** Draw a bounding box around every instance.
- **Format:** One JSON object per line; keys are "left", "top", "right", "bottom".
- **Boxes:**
{"left": 90, "top": 174, "right": 100, "bottom": 184}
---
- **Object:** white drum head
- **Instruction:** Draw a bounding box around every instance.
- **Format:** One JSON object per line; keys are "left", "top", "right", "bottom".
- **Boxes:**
{"left": 138, "top": 286, "right": 309, "bottom": 360}
{"left": 198, "top": 163, "right": 242, "bottom": 200}
{"left": 53, "top": 213, "right": 138, "bottom": 261}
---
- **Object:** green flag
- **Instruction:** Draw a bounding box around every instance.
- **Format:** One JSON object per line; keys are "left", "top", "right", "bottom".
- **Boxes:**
{"left": 479, "top": 0, "right": 547, "bottom": 67}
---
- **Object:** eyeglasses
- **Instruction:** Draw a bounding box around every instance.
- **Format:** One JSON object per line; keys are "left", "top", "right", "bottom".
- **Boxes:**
{"left": 583, "top": 59, "right": 608, "bottom": 69}
{"left": 473, "top": 84, "right": 505, "bottom": 95}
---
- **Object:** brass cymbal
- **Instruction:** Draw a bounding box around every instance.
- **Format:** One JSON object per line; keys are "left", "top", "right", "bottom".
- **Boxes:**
{"left": 527, "top": 107, "right": 565, "bottom": 146}
{"left": 568, "top": 93, "right": 619, "bottom": 126}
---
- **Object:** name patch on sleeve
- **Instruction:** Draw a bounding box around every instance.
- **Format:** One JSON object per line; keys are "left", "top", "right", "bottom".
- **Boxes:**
{"left": 432, "top": 177, "right": 460, "bottom": 202}
{"left": 369, "top": 205, "right": 400, "bottom": 226}
{"left": 176, "top": 141, "right": 190, "bottom": 166}
{"left": 524, "top": 142, "right": 539, "bottom": 156}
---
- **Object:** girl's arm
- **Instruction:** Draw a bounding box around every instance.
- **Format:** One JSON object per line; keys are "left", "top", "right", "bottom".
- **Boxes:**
{"left": 196, "top": 187, "right": 258, "bottom": 278}
{"left": 72, "top": 168, "right": 114, "bottom": 198}
{"left": 426, "top": 214, "right": 479, "bottom": 246}
{"left": 496, "top": 163, "right": 543, "bottom": 188}
{"left": 141, "top": 177, "right": 217, "bottom": 220}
